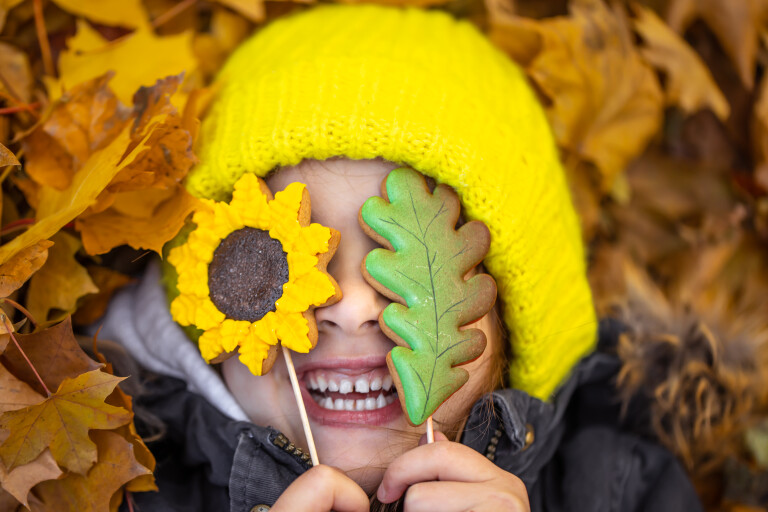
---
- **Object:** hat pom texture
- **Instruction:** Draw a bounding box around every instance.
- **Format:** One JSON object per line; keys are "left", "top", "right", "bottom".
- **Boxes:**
{"left": 187, "top": 4, "right": 597, "bottom": 400}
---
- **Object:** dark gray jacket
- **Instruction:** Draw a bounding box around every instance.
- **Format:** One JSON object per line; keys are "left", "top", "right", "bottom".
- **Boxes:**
{"left": 125, "top": 321, "right": 703, "bottom": 512}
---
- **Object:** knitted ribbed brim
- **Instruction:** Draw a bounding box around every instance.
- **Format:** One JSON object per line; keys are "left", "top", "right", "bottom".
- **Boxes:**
{"left": 186, "top": 4, "right": 597, "bottom": 400}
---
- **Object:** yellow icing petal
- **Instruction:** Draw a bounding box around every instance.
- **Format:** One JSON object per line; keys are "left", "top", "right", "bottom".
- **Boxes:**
{"left": 287, "top": 251, "right": 318, "bottom": 279}
{"left": 294, "top": 223, "right": 331, "bottom": 255}
{"left": 276, "top": 312, "right": 311, "bottom": 353}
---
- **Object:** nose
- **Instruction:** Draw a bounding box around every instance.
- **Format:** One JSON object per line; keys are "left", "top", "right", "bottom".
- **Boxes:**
{"left": 315, "top": 259, "right": 388, "bottom": 336}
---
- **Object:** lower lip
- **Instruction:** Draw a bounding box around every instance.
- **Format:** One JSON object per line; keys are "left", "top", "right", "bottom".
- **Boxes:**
{"left": 300, "top": 386, "right": 403, "bottom": 427}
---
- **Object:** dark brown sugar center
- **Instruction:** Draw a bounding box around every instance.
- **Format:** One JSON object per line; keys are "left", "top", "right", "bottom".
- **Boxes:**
{"left": 208, "top": 227, "right": 289, "bottom": 322}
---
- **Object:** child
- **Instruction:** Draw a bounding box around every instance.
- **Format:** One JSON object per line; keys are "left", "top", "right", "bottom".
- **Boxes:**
{"left": 100, "top": 4, "right": 703, "bottom": 511}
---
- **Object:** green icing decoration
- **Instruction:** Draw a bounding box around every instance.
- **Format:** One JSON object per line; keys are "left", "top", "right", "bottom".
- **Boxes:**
{"left": 360, "top": 167, "right": 497, "bottom": 426}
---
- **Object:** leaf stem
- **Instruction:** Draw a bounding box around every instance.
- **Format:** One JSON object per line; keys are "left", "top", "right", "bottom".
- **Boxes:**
{"left": 151, "top": 0, "right": 197, "bottom": 29}
{"left": 1, "top": 315, "right": 50, "bottom": 397}
{"left": 0, "top": 103, "right": 40, "bottom": 115}
{"left": 1, "top": 297, "right": 37, "bottom": 330}
{"left": 33, "top": 0, "right": 54, "bottom": 77}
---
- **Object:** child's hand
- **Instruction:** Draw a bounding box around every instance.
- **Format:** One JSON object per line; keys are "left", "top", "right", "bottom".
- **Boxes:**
{"left": 377, "top": 431, "right": 531, "bottom": 512}
{"left": 271, "top": 464, "right": 369, "bottom": 512}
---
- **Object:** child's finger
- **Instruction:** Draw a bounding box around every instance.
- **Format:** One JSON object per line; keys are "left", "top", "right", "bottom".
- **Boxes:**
{"left": 271, "top": 464, "right": 369, "bottom": 512}
{"left": 377, "top": 440, "right": 505, "bottom": 502}
{"left": 400, "top": 481, "right": 529, "bottom": 512}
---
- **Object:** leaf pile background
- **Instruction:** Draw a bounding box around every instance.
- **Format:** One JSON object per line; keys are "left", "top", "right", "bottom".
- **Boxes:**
{"left": 0, "top": 0, "right": 765, "bottom": 510}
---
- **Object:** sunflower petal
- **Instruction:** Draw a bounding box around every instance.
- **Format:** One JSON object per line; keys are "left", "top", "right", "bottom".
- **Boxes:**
{"left": 276, "top": 312, "right": 311, "bottom": 353}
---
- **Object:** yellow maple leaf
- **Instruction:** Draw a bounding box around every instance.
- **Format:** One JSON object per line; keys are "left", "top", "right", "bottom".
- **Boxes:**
{"left": 26, "top": 231, "right": 98, "bottom": 323}
{"left": 48, "top": 20, "right": 196, "bottom": 105}
{"left": 50, "top": 0, "right": 147, "bottom": 29}
{"left": 0, "top": 240, "right": 52, "bottom": 298}
{"left": 0, "top": 369, "right": 131, "bottom": 475}
{"left": 633, "top": 5, "right": 730, "bottom": 120}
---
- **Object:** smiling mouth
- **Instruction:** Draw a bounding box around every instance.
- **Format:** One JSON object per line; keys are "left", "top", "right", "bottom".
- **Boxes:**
{"left": 303, "top": 368, "right": 398, "bottom": 412}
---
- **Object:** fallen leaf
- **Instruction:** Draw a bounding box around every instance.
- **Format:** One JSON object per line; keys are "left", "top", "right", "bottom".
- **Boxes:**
{"left": 0, "top": 41, "right": 31, "bottom": 104}
{"left": 0, "top": 116, "right": 150, "bottom": 266}
{"left": 0, "top": 363, "right": 44, "bottom": 413}
{"left": 488, "top": 0, "right": 664, "bottom": 190}
{"left": 20, "top": 129, "right": 75, "bottom": 191}
{"left": 51, "top": 20, "right": 196, "bottom": 105}
{"left": 77, "top": 185, "right": 199, "bottom": 255}
{"left": 0, "top": 488, "right": 19, "bottom": 512}
{"left": 0, "top": 240, "right": 53, "bottom": 298}
{"left": 633, "top": 5, "right": 730, "bottom": 120}
{"left": 50, "top": 0, "right": 147, "bottom": 29}
{"left": 0, "top": 369, "right": 131, "bottom": 474}
{"left": 193, "top": 7, "right": 252, "bottom": 79}
{"left": 71, "top": 266, "right": 133, "bottom": 326}
{"left": 0, "top": 450, "right": 62, "bottom": 508}
{"left": 666, "top": 0, "right": 766, "bottom": 89}
{"left": 0, "top": 143, "right": 19, "bottom": 167}
{"left": 26, "top": 231, "right": 98, "bottom": 323}
{"left": 752, "top": 71, "right": 768, "bottom": 191}
{"left": 1, "top": 316, "right": 101, "bottom": 396}
{"left": 212, "top": 0, "right": 264, "bottom": 22}
{"left": 34, "top": 431, "right": 153, "bottom": 512}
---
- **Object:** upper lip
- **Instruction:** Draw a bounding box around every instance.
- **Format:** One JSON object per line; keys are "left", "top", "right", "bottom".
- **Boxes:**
{"left": 295, "top": 355, "right": 388, "bottom": 376}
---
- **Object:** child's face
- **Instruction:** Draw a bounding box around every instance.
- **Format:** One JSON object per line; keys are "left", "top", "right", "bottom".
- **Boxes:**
{"left": 221, "top": 158, "right": 501, "bottom": 492}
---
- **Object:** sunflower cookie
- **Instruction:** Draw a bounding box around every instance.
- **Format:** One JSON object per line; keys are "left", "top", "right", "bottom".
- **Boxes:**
{"left": 168, "top": 174, "right": 341, "bottom": 376}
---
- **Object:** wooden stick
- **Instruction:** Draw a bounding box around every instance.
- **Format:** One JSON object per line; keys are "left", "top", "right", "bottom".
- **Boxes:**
{"left": 282, "top": 345, "right": 319, "bottom": 466}
{"left": 426, "top": 415, "right": 435, "bottom": 444}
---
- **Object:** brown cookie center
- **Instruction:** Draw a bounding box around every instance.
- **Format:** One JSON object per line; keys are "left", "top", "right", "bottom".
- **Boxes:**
{"left": 208, "top": 227, "right": 289, "bottom": 322}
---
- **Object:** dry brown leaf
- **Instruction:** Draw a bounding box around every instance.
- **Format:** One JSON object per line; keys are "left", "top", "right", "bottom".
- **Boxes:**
{"left": 0, "top": 317, "right": 101, "bottom": 396}
{"left": 0, "top": 449, "right": 62, "bottom": 508}
{"left": 26, "top": 232, "right": 98, "bottom": 323}
{"left": 488, "top": 0, "right": 664, "bottom": 191}
{"left": 0, "top": 240, "right": 53, "bottom": 298}
{"left": 21, "top": 129, "right": 75, "bottom": 191}
{"left": 0, "top": 41, "right": 32, "bottom": 104}
{"left": 0, "top": 363, "right": 44, "bottom": 414}
{"left": 0, "top": 369, "right": 131, "bottom": 474}
{"left": 752, "top": 71, "right": 768, "bottom": 192}
{"left": 35, "top": 430, "right": 153, "bottom": 512}
{"left": 0, "top": 142, "right": 19, "bottom": 167}
{"left": 667, "top": 0, "right": 766, "bottom": 89}
{"left": 72, "top": 266, "right": 133, "bottom": 326}
{"left": 633, "top": 5, "right": 730, "bottom": 120}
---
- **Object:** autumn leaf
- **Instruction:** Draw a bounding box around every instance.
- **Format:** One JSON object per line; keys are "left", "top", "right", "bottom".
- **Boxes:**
{"left": 0, "top": 41, "right": 32, "bottom": 104}
{"left": 360, "top": 168, "right": 496, "bottom": 426}
{"left": 0, "top": 240, "right": 53, "bottom": 298}
{"left": 50, "top": 0, "right": 148, "bottom": 29}
{"left": 488, "top": 0, "right": 664, "bottom": 191}
{"left": 49, "top": 20, "right": 196, "bottom": 105}
{"left": 0, "top": 363, "right": 44, "bottom": 413}
{"left": 72, "top": 266, "right": 133, "bottom": 326}
{"left": 0, "top": 142, "right": 19, "bottom": 167}
{"left": 34, "top": 431, "right": 153, "bottom": 512}
{"left": 666, "top": 0, "right": 768, "bottom": 89}
{"left": 752, "top": 72, "right": 768, "bottom": 192}
{"left": 213, "top": 0, "right": 265, "bottom": 22}
{"left": 25, "top": 232, "right": 98, "bottom": 323}
{"left": 0, "top": 450, "right": 62, "bottom": 508}
{"left": 1, "top": 317, "right": 101, "bottom": 396}
{"left": 633, "top": 5, "right": 730, "bottom": 120}
{"left": 0, "top": 369, "right": 131, "bottom": 474}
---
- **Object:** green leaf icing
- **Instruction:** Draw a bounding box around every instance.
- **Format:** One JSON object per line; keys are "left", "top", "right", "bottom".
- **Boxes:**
{"left": 360, "top": 167, "right": 497, "bottom": 426}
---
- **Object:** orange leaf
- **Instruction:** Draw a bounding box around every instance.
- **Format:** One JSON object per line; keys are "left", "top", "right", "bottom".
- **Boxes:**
{"left": 77, "top": 185, "right": 199, "bottom": 255}
{"left": 0, "top": 369, "right": 131, "bottom": 474}
{"left": 0, "top": 41, "right": 32, "bottom": 104}
{"left": 26, "top": 232, "right": 98, "bottom": 323}
{"left": 0, "top": 240, "right": 53, "bottom": 298}
{"left": 633, "top": 5, "right": 730, "bottom": 120}
{"left": 20, "top": 129, "right": 74, "bottom": 191}
{"left": 0, "top": 142, "right": 19, "bottom": 168}
{"left": 35, "top": 431, "right": 152, "bottom": 512}
{"left": 0, "top": 317, "right": 101, "bottom": 396}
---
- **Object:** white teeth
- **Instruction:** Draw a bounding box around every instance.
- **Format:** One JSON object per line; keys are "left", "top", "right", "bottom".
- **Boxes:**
{"left": 365, "top": 397, "right": 377, "bottom": 410}
{"left": 339, "top": 380, "right": 353, "bottom": 394}
{"left": 370, "top": 376, "right": 382, "bottom": 391}
{"left": 385, "top": 394, "right": 395, "bottom": 405}
{"left": 322, "top": 397, "right": 334, "bottom": 409}
{"left": 383, "top": 375, "right": 393, "bottom": 391}
{"left": 354, "top": 378, "right": 369, "bottom": 393}
{"left": 309, "top": 375, "right": 318, "bottom": 390}
{"left": 316, "top": 375, "right": 328, "bottom": 393}
{"left": 376, "top": 393, "right": 387, "bottom": 409}
{"left": 344, "top": 399, "right": 355, "bottom": 411}
{"left": 328, "top": 379, "right": 339, "bottom": 392}
{"left": 355, "top": 399, "right": 365, "bottom": 411}
{"left": 334, "top": 398, "right": 344, "bottom": 410}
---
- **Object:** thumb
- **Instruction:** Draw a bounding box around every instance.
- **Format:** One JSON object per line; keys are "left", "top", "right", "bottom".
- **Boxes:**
{"left": 418, "top": 429, "right": 450, "bottom": 445}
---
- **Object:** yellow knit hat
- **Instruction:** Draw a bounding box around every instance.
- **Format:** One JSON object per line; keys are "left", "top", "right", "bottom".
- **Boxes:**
{"left": 187, "top": 4, "right": 597, "bottom": 400}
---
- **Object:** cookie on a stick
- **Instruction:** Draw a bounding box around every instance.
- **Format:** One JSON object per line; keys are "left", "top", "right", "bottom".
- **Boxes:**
{"left": 359, "top": 167, "right": 497, "bottom": 427}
